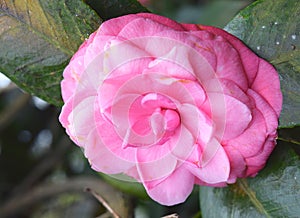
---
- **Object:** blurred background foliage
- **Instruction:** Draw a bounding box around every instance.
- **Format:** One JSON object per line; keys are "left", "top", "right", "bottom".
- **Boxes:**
{"left": 0, "top": 0, "right": 266, "bottom": 217}
{"left": 146, "top": 0, "right": 252, "bottom": 27}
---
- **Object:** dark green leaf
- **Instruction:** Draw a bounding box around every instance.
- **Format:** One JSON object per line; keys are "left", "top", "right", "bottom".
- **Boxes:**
{"left": 84, "top": 0, "right": 149, "bottom": 21}
{"left": 0, "top": 0, "right": 101, "bottom": 106}
{"left": 224, "top": 0, "right": 300, "bottom": 127}
{"left": 200, "top": 143, "right": 300, "bottom": 218}
{"left": 99, "top": 173, "right": 149, "bottom": 199}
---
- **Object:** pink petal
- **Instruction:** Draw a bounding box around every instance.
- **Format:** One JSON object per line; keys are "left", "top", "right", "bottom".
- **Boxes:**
{"left": 109, "top": 73, "right": 196, "bottom": 107}
{"left": 194, "top": 25, "right": 260, "bottom": 86}
{"left": 206, "top": 78, "right": 251, "bottom": 106}
{"left": 60, "top": 96, "right": 96, "bottom": 146}
{"left": 186, "top": 138, "right": 230, "bottom": 184}
{"left": 111, "top": 93, "right": 162, "bottom": 147}
{"left": 223, "top": 145, "right": 246, "bottom": 182}
{"left": 94, "top": 98, "right": 137, "bottom": 162}
{"left": 167, "top": 29, "right": 218, "bottom": 71}
{"left": 97, "top": 57, "right": 153, "bottom": 113}
{"left": 100, "top": 39, "right": 151, "bottom": 74}
{"left": 118, "top": 17, "right": 177, "bottom": 39}
{"left": 136, "top": 148, "right": 178, "bottom": 183}
{"left": 168, "top": 27, "right": 249, "bottom": 91}
{"left": 145, "top": 56, "right": 195, "bottom": 81}
{"left": 84, "top": 128, "right": 135, "bottom": 174}
{"left": 83, "top": 35, "right": 116, "bottom": 68}
{"left": 164, "top": 109, "right": 180, "bottom": 131}
{"left": 61, "top": 56, "right": 85, "bottom": 102}
{"left": 245, "top": 134, "right": 277, "bottom": 176}
{"left": 97, "top": 14, "right": 141, "bottom": 36}
{"left": 248, "top": 89, "right": 278, "bottom": 134}
{"left": 213, "top": 41, "right": 248, "bottom": 89}
{"left": 144, "top": 165, "right": 195, "bottom": 206}
{"left": 204, "top": 27, "right": 282, "bottom": 119}
{"left": 169, "top": 125, "right": 195, "bottom": 161}
{"left": 251, "top": 60, "right": 282, "bottom": 117}
{"left": 61, "top": 66, "right": 77, "bottom": 102}
{"left": 59, "top": 97, "right": 73, "bottom": 129}
{"left": 226, "top": 108, "right": 267, "bottom": 158}
{"left": 207, "top": 39, "right": 249, "bottom": 90}
{"left": 141, "top": 93, "right": 177, "bottom": 110}
{"left": 138, "top": 13, "right": 186, "bottom": 31}
{"left": 222, "top": 94, "right": 252, "bottom": 141}
{"left": 61, "top": 31, "right": 98, "bottom": 102}
{"left": 178, "top": 103, "right": 212, "bottom": 144}
{"left": 143, "top": 45, "right": 207, "bottom": 107}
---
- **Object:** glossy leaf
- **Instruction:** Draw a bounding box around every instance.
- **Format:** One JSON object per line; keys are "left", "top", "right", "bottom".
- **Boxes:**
{"left": 84, "top": 0, "right": 148, "bottom": 20}
{"left": 224, "top": 0, "right": 300, "bottom": 127}
{"left": 99, "top": 173, "right": 149, "bottom": 199}
{"left": 0, "top": 0, "right": 101, "bottom": 106}
{"left": 200, "top": 143, "right": 300, "bottom": 218}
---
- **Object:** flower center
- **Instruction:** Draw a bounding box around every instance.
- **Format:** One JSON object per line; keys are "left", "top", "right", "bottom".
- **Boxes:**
{"left": 150, "top": 108, "right": 180, "bottom": 135}
{"left": 129, "top": 93, "right": 180, "bottom": 138}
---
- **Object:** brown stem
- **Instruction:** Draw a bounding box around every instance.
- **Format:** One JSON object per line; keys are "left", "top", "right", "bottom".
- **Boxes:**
{"left": 0, "top": 92, "right": 31, "bottom": 131}
{"left": 85, "top": 187, "right": 121, "bottom": 218}
{"left": 0, "top": 176, "right": 133, "bottom": 218}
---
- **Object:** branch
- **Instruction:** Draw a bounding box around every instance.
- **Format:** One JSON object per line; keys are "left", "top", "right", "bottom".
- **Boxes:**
{"left": 0, "top": 92, "right": 31, "bottom": 131}
{"left": 277, "top": 137, "right": 300, "bottom": 146}
{"left": 85, "top": 187, "right": 121, "bottom": 218}
{"left": 0, "top": 176, "right": 133, "bottom": 218}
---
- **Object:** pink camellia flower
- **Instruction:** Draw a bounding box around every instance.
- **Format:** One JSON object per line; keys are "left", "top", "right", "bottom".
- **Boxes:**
{"left": 59, "top": 13, "right": 282, "bottom": 206}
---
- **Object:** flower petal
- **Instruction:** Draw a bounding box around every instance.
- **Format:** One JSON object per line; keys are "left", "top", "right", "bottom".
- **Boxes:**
{"left": 60, "top": 96, "right": 96, "bottom": 146}
{"left": 136, "top": 147, "right": 178, "bottom": 183}
{"left": 195, "top": 25, "right": 260, "bottom": 86}
{"left": 178, "top": 103, "right": 213, "bottom": 144}
{"left": 226, "top": 108, "right": 267, "bottom": 158}
{"left": 248, "top": 89, "right": 278, "bottom": 134}
{"left": 84, "top": 128, "right": 135, "bottom": 174}
{"left": 144, "top": 165, "right": 194, "bottom": 206}
{"left": 223, "top": 145, "right": 246, "bottom": 183}
{"left": 245, "top": 134, "right": 277, "bottom": 176}
{"left": 169, "top": 125, "right": 195, "bottom": 161}
{"left": 251, "top": 60, "right": 282, "bottom": 117}
{"left": 186, "top": 138, "right": 230, "bottom": 184}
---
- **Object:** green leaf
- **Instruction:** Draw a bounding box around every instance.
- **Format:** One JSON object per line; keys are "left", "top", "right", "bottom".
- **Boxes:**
{"left": 0, "top": 0, "right": 101, "bottom": 106}
{"left": 84, "top": 0, "right": 149, "bottom": 21}
{"left": 224, "top": 0, "right": 300, "bottom": 128}
{"left": 200, "top": 143, "right": 300, "bottom": 218}
{"left": 99, "top": 173, "right": 149, "bottom": 199}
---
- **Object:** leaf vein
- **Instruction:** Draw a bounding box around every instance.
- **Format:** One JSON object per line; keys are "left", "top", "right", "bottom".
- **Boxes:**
{"left": 238, "top": 179, "right": 271, "bottom": 218}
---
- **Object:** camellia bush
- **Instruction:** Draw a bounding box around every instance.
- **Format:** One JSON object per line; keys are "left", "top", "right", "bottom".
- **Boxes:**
{"left": 0, "top": 0, "right": 300, "bottom": 217}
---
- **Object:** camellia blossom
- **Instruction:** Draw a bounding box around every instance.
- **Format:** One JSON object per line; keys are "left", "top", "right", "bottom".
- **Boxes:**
{"left": 59, "top": 13, "right": 282, "bottom": 206}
